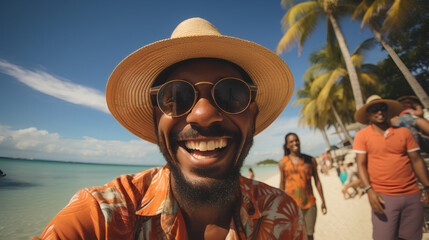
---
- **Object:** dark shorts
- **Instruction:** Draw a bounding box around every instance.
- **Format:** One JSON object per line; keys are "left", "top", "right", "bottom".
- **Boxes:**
{"left": 372, "top": 193, "right": 423, "bottom": 240}
{"left": 302, "top": 204, "right": 317, "bottom": 235}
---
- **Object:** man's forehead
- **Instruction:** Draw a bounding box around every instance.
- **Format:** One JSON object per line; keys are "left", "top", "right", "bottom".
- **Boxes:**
{"left": 166, "top": 59, "right": 243, "bottom": 81}
{"left": 153, "top": 58, "right": 252, "bottom": 86}
{"left": 369, "top": 102, "right": 387, "bottom": 107}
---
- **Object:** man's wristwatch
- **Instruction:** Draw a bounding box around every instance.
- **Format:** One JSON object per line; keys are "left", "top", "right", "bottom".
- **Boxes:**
{"left": 363, "top": 185, "right": 372, "bottom": 193}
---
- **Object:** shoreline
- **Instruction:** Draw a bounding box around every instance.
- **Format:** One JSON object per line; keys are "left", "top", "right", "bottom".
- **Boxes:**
{"left": 260, "top": 173, "right": 280, "bottom": 188}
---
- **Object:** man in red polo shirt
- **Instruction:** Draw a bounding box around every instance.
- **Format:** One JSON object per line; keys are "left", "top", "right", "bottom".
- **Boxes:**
{"left": 354, "top": 95, "right": 429, "bottom": 240}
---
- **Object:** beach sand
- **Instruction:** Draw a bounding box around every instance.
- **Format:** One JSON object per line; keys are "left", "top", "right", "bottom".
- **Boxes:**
{"left": 261, "top": 168, "right": 429, "bottom": 240}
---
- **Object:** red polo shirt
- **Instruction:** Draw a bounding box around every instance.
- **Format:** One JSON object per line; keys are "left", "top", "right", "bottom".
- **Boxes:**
{"left": 353, "top": 125, "right": 420, "bottom": 196}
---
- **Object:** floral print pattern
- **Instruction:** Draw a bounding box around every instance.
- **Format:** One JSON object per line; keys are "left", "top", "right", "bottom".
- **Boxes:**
{"left": 34, "top": 165, "right": 305, "bottom": 239}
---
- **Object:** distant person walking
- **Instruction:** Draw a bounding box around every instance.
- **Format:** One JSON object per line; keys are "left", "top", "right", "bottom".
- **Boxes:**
{"left": 320, "top": 149, "right": 331, "bottom": 176}
{"left": 354, "top": 95, "right": 429, "bottom": 240}
{"left": 248, "top": 168, "right": 255, "bottom": 179}
{"left": 279, "top": 132, "right": 327, "bottom": 240}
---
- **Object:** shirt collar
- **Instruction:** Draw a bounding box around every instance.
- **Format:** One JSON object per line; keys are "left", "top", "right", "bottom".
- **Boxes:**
{"left": 368, "top": 124, "right": 396, "bottom": 137}
{"left": 135, "top": 166, "right": 263, "bottom": 238}
{"left": 135, "top": 165, "right": 171, "bottom": 216}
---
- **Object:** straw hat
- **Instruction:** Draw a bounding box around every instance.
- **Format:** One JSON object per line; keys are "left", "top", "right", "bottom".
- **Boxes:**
{"left": 397, "top": 95, "right": 420, "bottom": 103}
{"left": 354, "top": 95, "right": 403, "bottom": 124}
{"left": 106, "top": 17, "right": 294, "bottom": 143}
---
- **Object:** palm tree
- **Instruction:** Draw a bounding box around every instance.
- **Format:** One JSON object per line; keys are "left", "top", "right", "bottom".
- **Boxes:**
{"left": 352, "top": 0, "right": 429, "bottom": 108}
{"left": 307, "top": 39, "right": 379, "bottom": 112}
{"left": 293, "top": 80, "right": 334, "bottom": 149}
{"left": 277, "top": 0, "right": 365, "bottom": 110}
{"left": 301, "top": 39, "right": 380, "bottom": 142}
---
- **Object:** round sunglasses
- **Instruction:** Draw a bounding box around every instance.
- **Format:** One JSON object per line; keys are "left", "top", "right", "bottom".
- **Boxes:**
{"left": 366, "top": 104, "right": 388, "bottom": 113}
{"left": 150, "top": 78, "right": 257, "bottom": 117}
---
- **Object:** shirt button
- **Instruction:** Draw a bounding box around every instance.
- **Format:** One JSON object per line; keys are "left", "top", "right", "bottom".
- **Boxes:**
{"left": 248, "top": 207, "right": 255, "bottom": 215}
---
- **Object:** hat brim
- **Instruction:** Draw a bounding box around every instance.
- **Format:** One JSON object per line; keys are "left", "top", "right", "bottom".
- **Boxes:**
{"left": 106, "top": 35, "right": 294, "bottom": 144}
{"left": 354, "top": 99, "right": 403, "bottom": 124}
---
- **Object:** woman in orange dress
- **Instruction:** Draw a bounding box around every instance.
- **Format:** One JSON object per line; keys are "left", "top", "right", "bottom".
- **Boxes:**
{"left": 279, "top": 133, "right": 327, "bottom": 240}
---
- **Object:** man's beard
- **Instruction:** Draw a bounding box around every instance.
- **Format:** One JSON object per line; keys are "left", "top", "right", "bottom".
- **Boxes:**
{"left": 157, "top": 125, "right": 254, "bottom": 209}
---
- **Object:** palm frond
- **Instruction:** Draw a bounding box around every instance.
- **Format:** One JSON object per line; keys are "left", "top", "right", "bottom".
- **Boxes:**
{"left": 352, "top": 38, "right": 377, "bottom": 55}
{"left": 281, "top": 0, "right": 298, "bottom": 9}
{"left": 382, "top": 0, "right": 413, "bottom": 32}
{"left": 316, "top": 69, "right": 347, "bottom": 111}
{"left": 293, "top": 97, "right": 311, "bottom": 107}
{"left": 277, "top": 9, "right": 321, "bottom": 55}
{"left": 351, "top": 54, "right": 364, "bottom": 68}
{"left": 358, "top": 72, "right": 380, "bottom": 87}
{"left": 310, "top": 72, "right": 331, "bottom": 96}
{"left": 352, "top": 0, "right": 371, "bottom": 29}
{"left": 361, "top": 0, "right": 389, "bottom": 28}
{"left": 303, "top": 64, "right": 326, "bottom": 81}
{"left": 281, "top": 1, "right": 321, "bottom": 29}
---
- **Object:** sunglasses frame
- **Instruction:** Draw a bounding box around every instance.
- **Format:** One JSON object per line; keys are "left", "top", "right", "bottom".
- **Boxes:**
{"left": 366, "top": 104, "right": 388, "bottom": 114}
{"left": 150, "top": 77, "right": 257, "bottom": 117}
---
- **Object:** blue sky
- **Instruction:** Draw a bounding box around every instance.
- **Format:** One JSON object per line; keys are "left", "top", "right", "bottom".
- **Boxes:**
{"left": 0, "top": 0, "right": 386, "bottom": 165}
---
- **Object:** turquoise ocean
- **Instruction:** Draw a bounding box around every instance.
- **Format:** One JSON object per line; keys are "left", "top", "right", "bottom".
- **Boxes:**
{"left": 0, "top": 157, "right": 278, "bottom": 239}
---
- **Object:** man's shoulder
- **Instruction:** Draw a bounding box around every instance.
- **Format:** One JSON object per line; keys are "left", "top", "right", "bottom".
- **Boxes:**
{"left": 354, "top": 125, "right": 373, "bottom": 142}
{"left": 391, "top": 125, "right": 412, "bottom": 135}
{"left": 84, "top": 166, "right": 166, "bottom": 207}
{"left": 240, "top": 177, "right": 299, "bottom": 208}
{"left": 356, "top": 125, "right": 372, "bottom": 134}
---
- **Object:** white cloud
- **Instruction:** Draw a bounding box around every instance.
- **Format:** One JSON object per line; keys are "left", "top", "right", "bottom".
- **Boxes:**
{"left": 0, "top": 59, "right": 109, "bottom": 113}
{"left": 0, "top": 120, "right": 341, "bottom": 165}
{"left": 0, "top": 124, "right": 164, "bottom": 165}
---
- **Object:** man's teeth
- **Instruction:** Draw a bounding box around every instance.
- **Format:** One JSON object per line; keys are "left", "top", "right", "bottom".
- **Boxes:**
{"left": 185, "top": 139, "right": 227, "bottom": 151}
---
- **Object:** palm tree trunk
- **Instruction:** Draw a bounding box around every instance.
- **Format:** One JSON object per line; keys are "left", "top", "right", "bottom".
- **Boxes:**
{"left": 334, "top": 124, "right": 345, "bottom": 141}
{"left": 328, "top": 14, "right": 364, "bottom": 110}
{"left": 331, "top": 103, "right": 354, "bottom": 145}
{"left": 320, "top": 127, "right": 331, "bottom": 149}
{"left": 371, "top": 28, "right": 429, "bottom": 109}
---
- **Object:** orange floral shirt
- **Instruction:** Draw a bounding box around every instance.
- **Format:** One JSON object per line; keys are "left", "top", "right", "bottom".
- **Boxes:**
{"left": 280, "top": 155, "right": 316, "bottom": 209}
{"left": 34, "top": 165, "right": 305, "bottom": 240}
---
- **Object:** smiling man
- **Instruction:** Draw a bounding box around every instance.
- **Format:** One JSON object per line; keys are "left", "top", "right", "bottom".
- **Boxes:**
{"left": 35, "top": 18, "right": 305, "bottom": 239}
{"left": 354, "top": 95, "right": 429, "bottom": 240}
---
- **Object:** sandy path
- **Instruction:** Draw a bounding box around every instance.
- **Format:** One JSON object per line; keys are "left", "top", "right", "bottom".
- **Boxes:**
{"left": 261, "top": 168, "right": 429, "bottom": 240}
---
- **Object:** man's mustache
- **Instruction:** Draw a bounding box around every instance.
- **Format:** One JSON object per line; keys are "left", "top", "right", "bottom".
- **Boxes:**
{"left": 174, "top": 125, "right": 236, "bottom": 140}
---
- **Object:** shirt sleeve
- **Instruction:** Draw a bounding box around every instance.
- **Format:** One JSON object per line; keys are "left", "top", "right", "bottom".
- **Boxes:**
{"left": 353, "top": 130, "right": 367, "bottom": 153}
{"left": 33, "top": 189, "right": 106, "bottom": 240}
{"left": 403, "top": 128, "right": 420, "bottom": 152}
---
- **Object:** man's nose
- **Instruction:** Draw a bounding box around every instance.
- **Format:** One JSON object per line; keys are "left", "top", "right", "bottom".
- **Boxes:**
{"left": 186, "top": 97, "right": 223, "bottom": 127}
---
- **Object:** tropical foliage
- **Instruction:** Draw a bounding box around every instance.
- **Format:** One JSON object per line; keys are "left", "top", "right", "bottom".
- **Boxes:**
{"left": 352, "top": 0, "right": 429, "bottom": 108}
{"left": 277, "top": 0, "right": 427, "bottom": 146}
{"left": 294, "top": 40, "right": 379, "bottom": 146}
{"left": 374, "top": 0, "right": 429, "bottom": 100}
{"left": 256, "top": 159, "right": 279, "bottom": 165}
{"left": 277, "top": 0, "right": 364, "bottom": 109}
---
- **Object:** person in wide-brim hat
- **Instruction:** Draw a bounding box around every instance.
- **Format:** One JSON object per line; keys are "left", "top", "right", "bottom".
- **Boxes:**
{"left": 106, "top": 17, "right": 294, "bottom": 143}
{"left": 354, "top": 95, "right": 403, "bottom": 124}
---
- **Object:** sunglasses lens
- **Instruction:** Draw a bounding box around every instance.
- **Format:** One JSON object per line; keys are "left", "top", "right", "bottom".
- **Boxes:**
{"left": 367, "top": 104, "right": 388, "bottom": 113}
{"left": 213, "top": 78, "right": 251, "bottom": 114}
{"left": 367, "top": 107, "right": 377, "bottom": 113}
{"left": 157, "top": 81, "right": 195, "bottom": 116}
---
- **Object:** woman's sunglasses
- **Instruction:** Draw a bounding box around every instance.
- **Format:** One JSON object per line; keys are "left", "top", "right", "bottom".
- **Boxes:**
{"left": 150, "top": 77, "right": 257, "bottom": 117}
{"left": 366, "top": 104, "right": 388, "bottom": 113}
